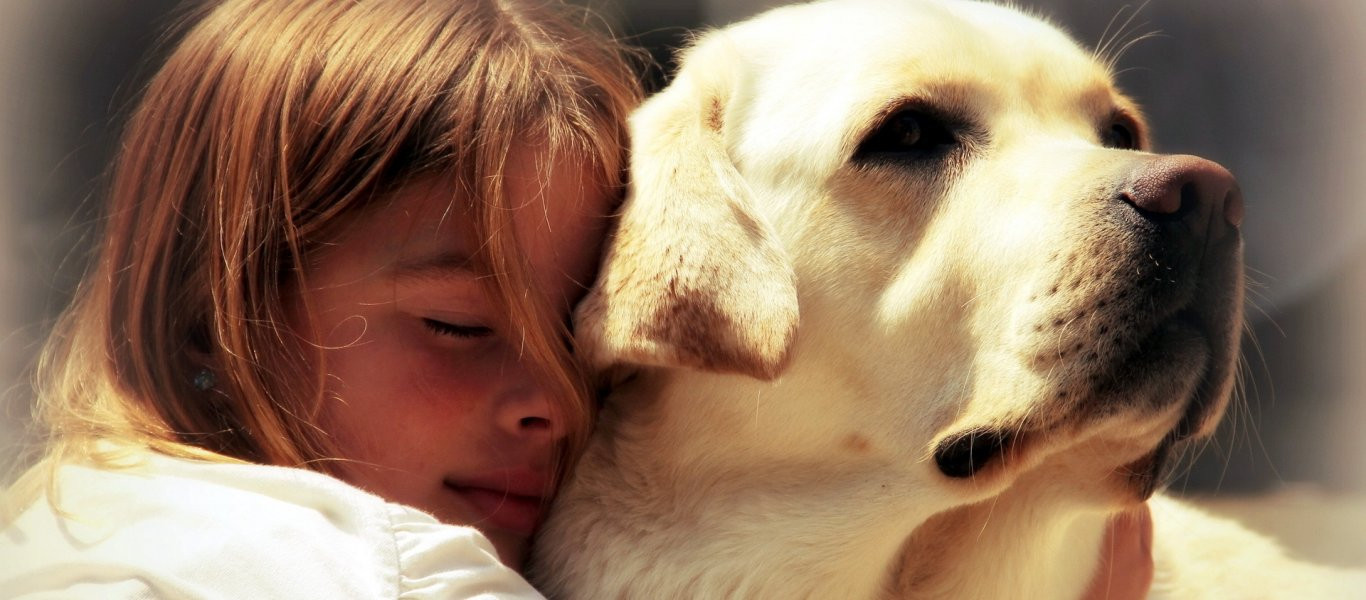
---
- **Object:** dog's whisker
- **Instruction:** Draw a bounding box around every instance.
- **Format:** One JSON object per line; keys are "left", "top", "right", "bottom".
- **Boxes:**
{"left": 1170, "top": 437, "right": 1207, "bottom": 493}
{"left": 1235, "top": 342, "right": 1284, "bottom": 487}
{"left": 1244, "top": 299, "right": 1287, "bottom": 339}
{"left": 1243, "top": 264, "right": 1280, "bottom": 283}
{"left": 975, "top": 493, "right": 1002, "bottom": 543}
{"left": 1111, "top": 65, "right": 1154, "bottom": 79}
{"left": 1096, "top": 3, "right": 1140, "bottom": 67}
{"left": 1243, "top": 275, "right": 1272, "bottom": 292}
{"left": 1241, "top": 324, "right": 1276, "bottom": 416}
{"left": 958, "top": 278, "right": 1016, "bottom": 310}
{"left": 1096, "top": 1, "right": 1155, "bottom": 70}
{"left": 1094, "top": 4, "right": 1127, "bottom": 62}
{"left": 1108, "top": 30, "right": 1165, "bottom": 71}
{"left": 753, "top": 389, "right": 763, "bottom": 430}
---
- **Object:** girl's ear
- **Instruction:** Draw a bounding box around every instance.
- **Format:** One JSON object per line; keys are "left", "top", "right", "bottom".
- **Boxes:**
{"left": 574, "top": 41, "right": 799, "bottom": 381}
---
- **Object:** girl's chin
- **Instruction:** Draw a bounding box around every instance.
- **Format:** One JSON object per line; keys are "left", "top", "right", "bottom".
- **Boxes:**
{"left": 424, "top": 496, "right": 531, "bottom": 570}
{"left": 479, "top": 530, "right": 529, "bottom": 570}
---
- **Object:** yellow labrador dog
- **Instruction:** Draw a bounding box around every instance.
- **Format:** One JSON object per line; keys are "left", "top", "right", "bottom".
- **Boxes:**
{"left": 531, "top": 0, "right": 1365, "bottom": 597}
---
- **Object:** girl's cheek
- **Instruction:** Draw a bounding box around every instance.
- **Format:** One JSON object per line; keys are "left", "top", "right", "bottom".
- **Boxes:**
{"left": 409, "top": 337, "right": 515, "bottom": 403}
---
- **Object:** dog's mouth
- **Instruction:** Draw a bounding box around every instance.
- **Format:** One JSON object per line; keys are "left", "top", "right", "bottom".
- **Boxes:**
{"left": 934, "top": 306, "right": 1231, "bottom": 489}
{"left": 934, "top": 257, "right": 1241, "bottom": 492}
{"left": 1118, "top": 435, "right": 1177, "bottom": 500}
{"left": 931, "top": 425, "right": 1178, "bottom": 501}
{"left": 932, "top": 428, "right": 1030, "bottom": 480}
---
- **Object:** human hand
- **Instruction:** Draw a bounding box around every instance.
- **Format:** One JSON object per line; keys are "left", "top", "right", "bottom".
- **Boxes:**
{"left": 1081, "top": 504, "right": 1154, "bottom": 600}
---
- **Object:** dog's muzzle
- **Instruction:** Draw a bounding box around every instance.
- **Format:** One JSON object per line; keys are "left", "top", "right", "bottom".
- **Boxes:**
{"left": 1113, "top": 153, "right": 1243, "bottom": 439}
{"left": 935, "top": 153, "right": 1244, "bottom": 484}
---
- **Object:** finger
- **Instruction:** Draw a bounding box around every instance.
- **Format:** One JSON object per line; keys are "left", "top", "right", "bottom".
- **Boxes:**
{"left": 1081, "top": 504, "right": 1155, "bottom": 600}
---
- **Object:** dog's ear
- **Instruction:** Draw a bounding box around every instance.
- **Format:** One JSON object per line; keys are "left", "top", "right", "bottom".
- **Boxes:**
{"left": 576, "top": 44, "right": 799, "bottom": 381}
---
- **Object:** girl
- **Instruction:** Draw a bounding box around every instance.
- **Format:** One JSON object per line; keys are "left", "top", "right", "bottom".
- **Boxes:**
{"left": 2, "top": 0, "right": 637, "bottom": 596}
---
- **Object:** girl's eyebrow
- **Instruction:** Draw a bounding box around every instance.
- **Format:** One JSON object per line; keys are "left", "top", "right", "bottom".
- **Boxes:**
{"left": 390, "top": 250, "right": 478, "bottom": 283}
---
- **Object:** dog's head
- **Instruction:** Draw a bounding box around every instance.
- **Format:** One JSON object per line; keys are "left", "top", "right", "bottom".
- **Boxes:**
{"left": 577, "top": 0, "right": 1243, "bottom": 507}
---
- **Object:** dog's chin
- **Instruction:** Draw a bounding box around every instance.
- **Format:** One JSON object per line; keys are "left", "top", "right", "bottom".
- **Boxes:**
{"left": 1064, "top": 307, "right": 1236, "bottom": 499}
{"left": 1102, "top": 314, "right": 1237, "bottom": 500}
{"left": 1083, "top": 308, "right": 1225, "bottom": 433}
{"left": 934, "top": 306, "right": 1235, "bottom": 497}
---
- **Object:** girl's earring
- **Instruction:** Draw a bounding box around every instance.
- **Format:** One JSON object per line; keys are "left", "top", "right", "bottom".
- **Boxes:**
{"left": 192, "top": 368, "right": 217, "bottom": 392}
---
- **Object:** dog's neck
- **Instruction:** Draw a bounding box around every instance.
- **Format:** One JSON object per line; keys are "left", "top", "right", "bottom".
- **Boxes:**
{"left": 536, "top": 370, "right": 1118, "bottom": 599}
{"left": 533, "top": 373, "right": 930, "bottom": 598}
{"left": 534, "top": 371, "right": 1109, "bottom": 599}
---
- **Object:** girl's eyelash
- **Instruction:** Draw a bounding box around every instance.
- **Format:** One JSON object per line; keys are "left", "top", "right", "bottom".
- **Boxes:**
{"left": 422, "top": 318, "right": 493, "bottom": 339}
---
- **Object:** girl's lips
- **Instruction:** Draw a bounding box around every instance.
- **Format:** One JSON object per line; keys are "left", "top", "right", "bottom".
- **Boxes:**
{"left": 445, "top": 481, "right": 546, "bottom": 538}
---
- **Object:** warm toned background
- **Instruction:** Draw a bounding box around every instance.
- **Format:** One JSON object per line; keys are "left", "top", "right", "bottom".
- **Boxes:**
{"left": 2, "top": 0, "right": 1363, "bottom": 567}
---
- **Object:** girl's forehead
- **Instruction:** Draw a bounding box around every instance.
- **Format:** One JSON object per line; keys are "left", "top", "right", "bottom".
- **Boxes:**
{"left": 357, "top": 178, "right": 475, "bottom": 266}
{"left": 328, "top": 154, "right": 611, "bottom": 286}
{"left": 502, "top": 151, "right": 615, "bottom": 296}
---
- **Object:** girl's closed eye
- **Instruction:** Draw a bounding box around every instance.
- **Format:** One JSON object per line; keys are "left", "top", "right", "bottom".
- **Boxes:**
{"left": 422, "top": 318, "right": 493, "bottom": 339}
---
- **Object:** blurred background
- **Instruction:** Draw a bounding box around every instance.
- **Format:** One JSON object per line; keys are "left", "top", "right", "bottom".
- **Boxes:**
{"left": 2, "top": 0, "right": 1363, "bottom": 565}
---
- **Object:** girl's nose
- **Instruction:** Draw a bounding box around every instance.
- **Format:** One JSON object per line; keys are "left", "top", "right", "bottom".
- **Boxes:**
{"left": 496, "top": 381, "right": 564, "bottom": 443}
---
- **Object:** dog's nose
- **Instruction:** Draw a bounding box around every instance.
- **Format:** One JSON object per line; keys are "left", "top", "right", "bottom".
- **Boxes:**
{"left": 1120, "top": 155, "right": 1242, "bottom": 229}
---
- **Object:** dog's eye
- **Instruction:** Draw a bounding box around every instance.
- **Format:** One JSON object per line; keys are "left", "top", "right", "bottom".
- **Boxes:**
{"left": 1102, "top": 119, "right": 1139, "bottom": 150}
{"left": 856, "top": 109, "right": 958, "bottom": 160}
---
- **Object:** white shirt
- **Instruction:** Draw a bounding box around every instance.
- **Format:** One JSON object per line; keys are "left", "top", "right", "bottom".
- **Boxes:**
{"left": 0, "top": 450, "right": 547, "bottom": 599}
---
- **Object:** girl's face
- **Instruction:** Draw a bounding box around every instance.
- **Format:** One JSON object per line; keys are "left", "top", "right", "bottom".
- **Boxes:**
{"left": 288, "top": 151, "right": 612, "bottom": 569}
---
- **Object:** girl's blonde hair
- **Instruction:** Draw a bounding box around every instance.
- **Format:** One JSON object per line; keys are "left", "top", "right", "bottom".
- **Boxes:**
{"left": 22, "top": 0, "right": 640, "bottom": 491}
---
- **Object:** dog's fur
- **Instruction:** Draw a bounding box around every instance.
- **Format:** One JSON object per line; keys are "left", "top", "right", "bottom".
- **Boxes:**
{"left": 530, "top": 1, "right": 1366, "bottom": 597}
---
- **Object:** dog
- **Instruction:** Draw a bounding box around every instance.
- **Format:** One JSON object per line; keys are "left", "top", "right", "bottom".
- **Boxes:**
{"left": 529, "top": 0, "right": 1366, "bottom": 597}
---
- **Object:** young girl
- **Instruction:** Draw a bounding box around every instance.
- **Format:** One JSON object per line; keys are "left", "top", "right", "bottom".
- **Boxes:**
{"left": 2, "top": 0, "right": 637, "bottom": 596}
{"left": 1, "top": 0, "right": 1152, "bottom": 597}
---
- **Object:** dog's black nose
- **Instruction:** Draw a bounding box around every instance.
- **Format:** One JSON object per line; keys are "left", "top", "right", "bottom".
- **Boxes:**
{"left": 1119, "top": 155, "right": 1242, "bottom": 230}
